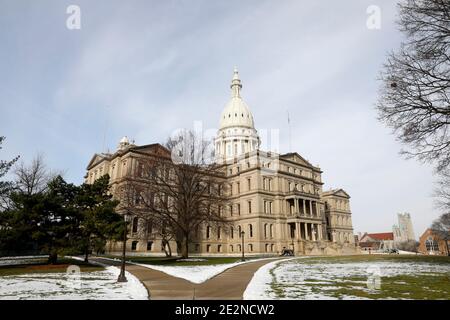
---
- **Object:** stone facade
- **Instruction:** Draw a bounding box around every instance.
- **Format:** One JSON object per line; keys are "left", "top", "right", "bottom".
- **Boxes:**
{"left": 85, "top": 68, "right": 357, "bottom": 256}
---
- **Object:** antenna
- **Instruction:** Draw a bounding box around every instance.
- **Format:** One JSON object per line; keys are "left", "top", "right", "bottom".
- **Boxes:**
{"left": 287, "top": 110, "right": 292, "bottom": 152}
{"left": 102, "top": 105, "right": 109, "bottom": 153}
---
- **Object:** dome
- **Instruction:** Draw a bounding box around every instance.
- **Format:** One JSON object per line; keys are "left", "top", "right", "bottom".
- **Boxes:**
{"left": 120, "top": 136, "right": 129, "bottom": 144}
{"left": 218, "top": 67, "right": 255, "bottom": 130}
{"left": 219, "top": 97, "right": 255, "bottom": 129}
{"left": 215, "top": 68, "right": 260, "bottom": 161}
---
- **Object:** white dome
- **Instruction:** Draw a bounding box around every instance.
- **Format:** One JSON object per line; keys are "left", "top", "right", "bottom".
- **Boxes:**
{"left": 219, "top": 97, "right": 255, "bottom": 129}
{"left": 218, "top": 67, "right": 255, "bottom": 130}
{"left": 215, "top": 68, "right": 260, "bottom": 161}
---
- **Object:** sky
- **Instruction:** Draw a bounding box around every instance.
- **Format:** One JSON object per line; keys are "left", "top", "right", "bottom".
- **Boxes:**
{"left": 0, "top": 0, "right": 442, "bottom": 238}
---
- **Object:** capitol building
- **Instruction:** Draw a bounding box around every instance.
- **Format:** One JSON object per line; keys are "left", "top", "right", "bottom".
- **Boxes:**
{"left": 86, "top": 68, "right": 357, "bottom": 256}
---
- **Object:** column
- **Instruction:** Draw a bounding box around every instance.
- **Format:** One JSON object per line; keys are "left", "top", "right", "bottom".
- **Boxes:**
{"left": 309, "top": 201, "right": 313, "bottom": 217}
{"left": 316, "top": 202, "right": 320, "bottom": 217}
{"left": 296, "top": 222, "right": 301, "bottom": 240}
{"left": 303, "top": 200, "right": 306, "bottom": 216}
{"left": 304, "top": 223, "right": 309, "bottom": 240}
{"left": 317, "top": 224, "right": 322, "bottom": 240}
{"left": 294, "top": 198, "right": 299, "bottom": 215}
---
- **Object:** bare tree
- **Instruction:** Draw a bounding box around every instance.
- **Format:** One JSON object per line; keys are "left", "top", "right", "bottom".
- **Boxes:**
{"left": 431, "top": 212, "right": 450, "bottom": 255}
{"left": 125, "top": 130, "right": 230, "bottom": 258}
{"left": 396, "top": 240, "right": 420, "bottom": 252}
{"left": 14, "top": 154, "right": 60, "bottom": 195}
{"left": 116, "top": 179, "right": 176, "bottom": 257}
{"left": 0, "top": 136, "right": 19, "bottom": 210}
{"left": 377, "top": 0, "right": 450, "bottom": 172}
{"left": 434, "top": 167, "right": 450, "bottom": 210}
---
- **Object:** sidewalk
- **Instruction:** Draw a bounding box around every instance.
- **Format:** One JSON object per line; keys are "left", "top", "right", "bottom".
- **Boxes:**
{"left": 92, "top": 257, "right": 284, "bottom": 300}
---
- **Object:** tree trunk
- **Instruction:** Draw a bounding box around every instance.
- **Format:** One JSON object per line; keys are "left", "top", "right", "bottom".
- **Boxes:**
{"left": 162, "top": 239, "right": 169, "bottom": 257}
{"left": 48, "top": 251, "right": 58, "bottom": 264}
{"left": 167, "top": 241, "right": 172, "bottom": 257}
{"left": 445, "top": 238, "right": 449, "bottom": 256}
{"left": 181, "top": 234, "right": 189, "bottom": 259}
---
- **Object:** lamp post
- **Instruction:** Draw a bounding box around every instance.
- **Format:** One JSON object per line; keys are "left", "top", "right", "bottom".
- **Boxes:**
{"left": 117, "top": 214, "right": 129, "bottom": 283}
{"left": 241, "top": 231, "right": 245, "bottom": 261}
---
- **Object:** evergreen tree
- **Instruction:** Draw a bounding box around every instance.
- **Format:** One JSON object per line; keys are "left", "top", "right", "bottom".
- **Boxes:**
{"left": 76, "top": 174, "right": 122, "bottom": 262}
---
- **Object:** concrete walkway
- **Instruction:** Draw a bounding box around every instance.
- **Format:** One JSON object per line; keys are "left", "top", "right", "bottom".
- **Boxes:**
{"left": 92, "top": 257, "right": 284, "bottom": 300}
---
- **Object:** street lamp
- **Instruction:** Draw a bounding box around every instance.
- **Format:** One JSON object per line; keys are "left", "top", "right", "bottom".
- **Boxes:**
{"left": 117, "top": 214, "right": 129, "bottom": 283}
{"left": 241, "top": 231, "right": 245, "bottom": 261}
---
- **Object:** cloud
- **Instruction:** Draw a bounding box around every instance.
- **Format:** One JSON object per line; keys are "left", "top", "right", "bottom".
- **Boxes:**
{"left": 0, "top": 0, "right": 440, "bottom": 237}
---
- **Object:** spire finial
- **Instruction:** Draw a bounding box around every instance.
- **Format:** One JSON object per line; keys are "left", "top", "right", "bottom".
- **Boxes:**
{"left": 231, "top": 66, "right": 242, "bottom": 97}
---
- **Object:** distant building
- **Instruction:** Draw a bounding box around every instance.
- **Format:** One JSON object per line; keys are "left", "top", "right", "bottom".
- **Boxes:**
{"left": 359, "top": 232, "right": 395, "bottom": 251}
{"left": 418, "top": 229, "right": 449, "bottom": 256}
{"left": 393, "top": 213, "right": 415, "bottom": 242}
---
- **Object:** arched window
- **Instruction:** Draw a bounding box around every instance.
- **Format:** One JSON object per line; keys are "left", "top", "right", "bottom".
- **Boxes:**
{"left": 217, "top": 227, "right": 221, "bottom": 239}
{"left": 132, "top": 217, "right": 139, "bottom": 233}
{"left": 264, "top": 224, "right": 268, "bottom": 239}
{"left": 248, "top": 244, "right": 253, "bottom": 252}
{"left": 425, "top": 236, "right": 439, "bottom": 252}
{"left": 206, "top": 226, "right": 211, "bottom": 239}
{"left": 237, "top": 244, "right": 241, "bottom": 252}
{"left": 147, "top": 221, "right": 153, "bottom": 235}
{"left": 230, "top": 226, "right": 234, "bottom": 239}
{"left": 270, "top": 224, "right": 274, "bottom": 238}
{"left": 229, "top": 245, "right": 233, "bottom": 252}
{"left": 249, "top": 224, "right": 253, "bottom": 237}
{"left": 265, "top": 244, "right": 269, "bottom": 252}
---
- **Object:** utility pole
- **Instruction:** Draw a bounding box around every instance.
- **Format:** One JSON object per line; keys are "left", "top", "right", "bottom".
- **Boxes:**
{"left": 241, "top": 231, "right": 245, "bottom": 261}
{"left": 117, "top": 214, "right": 128, "bottom": 282}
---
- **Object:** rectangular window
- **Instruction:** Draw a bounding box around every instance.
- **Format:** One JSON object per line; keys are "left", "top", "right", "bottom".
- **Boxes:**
{"left": 147, "top": 241, "right": 153, "bottom": 251}
{"left": 237, "top": 203, "right": 241, "bottom": 215}
{"left": 247, "top": 178, "right": 251, "bottom": 190}
{"left": 248, "top": 201, "right": 252, "bottom": 214}
{"left": 131, "top": 241, "right": 138, "bottom": 251}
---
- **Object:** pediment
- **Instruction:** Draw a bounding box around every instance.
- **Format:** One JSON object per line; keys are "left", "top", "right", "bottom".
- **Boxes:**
{"left": 86, "top": 154, "right": 108, "bottom": 170}
{"left": 280, "top": 152, "right": 313, "bottom": 167}
{"left": 334, "top": 189, "right": 350, "bottom": 198}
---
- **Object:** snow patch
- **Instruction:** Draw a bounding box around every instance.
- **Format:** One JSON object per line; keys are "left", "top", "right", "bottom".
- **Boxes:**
{"left": 0, "top": 266, "right": 148, "bottom": 300}
{"left": 243, "top": 257, "right": 299, "bottom": 300}
{"left": 243, "top": 257, "right": 450, "bottom": 300}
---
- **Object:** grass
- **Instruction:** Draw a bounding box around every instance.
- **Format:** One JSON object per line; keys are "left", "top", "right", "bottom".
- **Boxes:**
{"left": 102, "top": 255, "right": 260, "bottom": 266}
{"left": 0, "top": 258, "right": 104, "bottom": 276}
{"left": 268, "top": 254, "right": 450, "bottom": 300}
{"left": 300, "top": 254, "right": 450, "bottom": 265}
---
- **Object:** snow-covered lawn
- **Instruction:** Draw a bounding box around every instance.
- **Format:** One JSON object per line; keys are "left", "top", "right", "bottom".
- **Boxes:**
{"left": 0, "top": 256, "right": 49, "bottom": 266}
{"left": 0, "top": 264, "right": 148, "bottom": 300}
{"left": 244, "top": 256, "right": 450, "bottom": 300}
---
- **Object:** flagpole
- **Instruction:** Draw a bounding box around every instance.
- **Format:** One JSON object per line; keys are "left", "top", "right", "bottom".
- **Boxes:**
{"left": 287, "top": 110, "right": 292, "bottom": 152}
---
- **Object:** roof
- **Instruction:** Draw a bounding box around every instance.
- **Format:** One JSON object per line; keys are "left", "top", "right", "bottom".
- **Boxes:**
{"left": 365, "top": 232, "right": 394, "bottom": 241}
{"left": 322, "top": 188, "right": 351, "bottom": 199}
